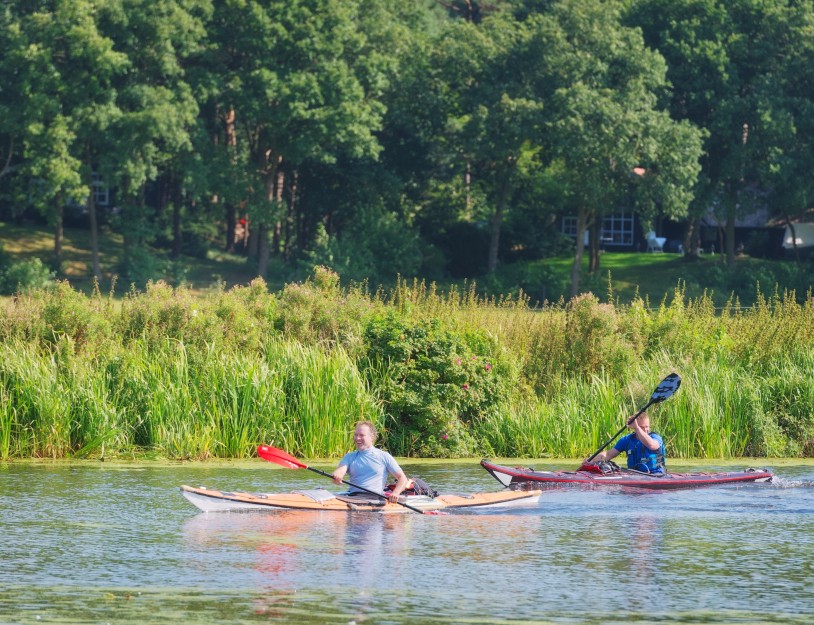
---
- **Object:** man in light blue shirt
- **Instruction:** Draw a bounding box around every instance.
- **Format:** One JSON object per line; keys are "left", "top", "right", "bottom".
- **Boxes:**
{"left": 332, "top": 421, "right": 409, "bottom": 503}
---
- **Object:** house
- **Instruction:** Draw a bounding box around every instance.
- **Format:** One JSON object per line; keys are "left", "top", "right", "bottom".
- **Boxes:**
{"left": 782, "top": 222, "right": 814, "bottom": 258}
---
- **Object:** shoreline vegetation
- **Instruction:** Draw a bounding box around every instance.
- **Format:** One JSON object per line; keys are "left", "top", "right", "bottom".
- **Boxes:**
{"left": 1, "top": 266, "right": 813, "bottom": 461}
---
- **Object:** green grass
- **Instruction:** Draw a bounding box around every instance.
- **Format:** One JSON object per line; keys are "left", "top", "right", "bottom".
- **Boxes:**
{"left": 4, "top": 221, "right": 811, "bottom": 308}
{"left": 0, "top": 222, "right": 268, "bottom": 296}
{"left": 494, "top": 251, "right": 812, "bottom": 308}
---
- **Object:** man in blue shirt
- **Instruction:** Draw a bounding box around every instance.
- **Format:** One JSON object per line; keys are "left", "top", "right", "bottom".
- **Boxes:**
{"left": 590, "top": 412, "right": 666, "bottom": 473}
{"left": 332, "top": 421, "right": 409, "bottom": 502}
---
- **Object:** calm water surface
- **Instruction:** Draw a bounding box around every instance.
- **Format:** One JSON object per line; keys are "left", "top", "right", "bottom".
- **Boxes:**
{"left": 1, "top": 460, "right": 813, "bottom": 625}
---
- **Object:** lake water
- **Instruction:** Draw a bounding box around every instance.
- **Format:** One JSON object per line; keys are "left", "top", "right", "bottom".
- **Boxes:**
{"left": 1, "top": 460, "right": 813, "bottom": 625}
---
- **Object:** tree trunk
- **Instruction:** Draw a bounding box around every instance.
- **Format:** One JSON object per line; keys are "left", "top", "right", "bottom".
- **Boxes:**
{"left": 784, "top": 215, "right": 800, "bottom": 265}
{"left": 222, "top": 106, "right": 238, "bottom": 252}
{"left": 725, "top": 210, "right": 736, "bottom": 267}
{"left": 487, "top": 204, "right": 503, "bottom": 274}
{"left": 284, "top": 170, "right": 298, "bottom": 261}
{"left": 257, "top": 222, "right": 269, "bottom": 278}
{"left": 588, "top": 220, "right": 601, "bottom": 274}
{"left": 88, "top": 179, "right": 101, "bottom": 281}
{"left": 684, "top": 216, "right": 702, "bottom": 257}
{"left": 569, "top": 206, "right": 589, "bottom": 298}
{"left": 0, "top": 137, "right": 14, "bottom": 180}
{"left": 257, "top": 151, "right": 284, "bottom": 276}
{"left": 247, "top": 226, "right": 259, "bottom": 259}
{"left": 225, "top": 203, "right": 236, "bottom": 252}
{"left": 273, "top": 165, "right": 285, "bottom": 257}
{"left": 465, "top": 161, "right": 472, "bottom": 218}
{"left": 53, "top": 198, "right": 64, "bottom": 271}
{"left": 487, "top": 174, "right": 510, "bottom": 274}
{"left": 171, "top": 177, "right": 182, "bottom": 259}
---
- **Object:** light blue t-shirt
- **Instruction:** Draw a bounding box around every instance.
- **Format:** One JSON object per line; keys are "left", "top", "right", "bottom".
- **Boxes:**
{"left": 337, "top": 447, "right": 402, "bottom": 494}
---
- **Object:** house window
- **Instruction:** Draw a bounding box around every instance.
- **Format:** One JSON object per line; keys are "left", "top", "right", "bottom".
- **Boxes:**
{"left": 601, "top": 212, "right": 634, "bottom": 245}
{"left": 63, "top": 171, "right": 111, "bottom": 209}
{"left": 91, "top": 172, "right": 110, "bottom": 207}
{"left": 561, "top": 213, "right": 633, "bottom": 246}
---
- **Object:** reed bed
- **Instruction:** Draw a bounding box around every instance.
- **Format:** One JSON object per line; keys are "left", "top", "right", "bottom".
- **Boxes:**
{"left": 1, "top": 270, "right": 813, "bottom": 460}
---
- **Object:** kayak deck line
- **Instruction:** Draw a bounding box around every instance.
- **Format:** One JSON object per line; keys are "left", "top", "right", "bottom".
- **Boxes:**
{"left": 180, "top": 484, "right": 542, "bottom": 513}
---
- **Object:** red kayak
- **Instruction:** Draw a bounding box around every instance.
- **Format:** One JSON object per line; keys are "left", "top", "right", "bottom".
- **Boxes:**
{"left": 481, "top": 459, "right": 774, "bottom": 490}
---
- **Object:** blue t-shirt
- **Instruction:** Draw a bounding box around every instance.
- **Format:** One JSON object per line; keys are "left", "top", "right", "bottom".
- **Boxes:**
{"left": 613, "top": 432, "right": 665, "bottom": 473}
{"left": 337, "top": 447, "right": 402, "bottom": 494}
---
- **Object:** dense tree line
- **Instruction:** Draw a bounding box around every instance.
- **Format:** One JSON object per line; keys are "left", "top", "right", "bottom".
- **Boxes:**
{"left": 1, "top": 0, "right": 812, "bottom": 293}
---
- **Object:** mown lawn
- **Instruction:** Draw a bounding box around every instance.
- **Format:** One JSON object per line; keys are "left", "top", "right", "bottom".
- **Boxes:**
{"left": 489, "top": 248, "right": 801, "bottom": 307}
{"left": 0, "top": 221, "right": 259, "bottom": 295}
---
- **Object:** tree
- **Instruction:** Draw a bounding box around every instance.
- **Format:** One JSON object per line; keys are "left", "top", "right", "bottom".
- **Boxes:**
{"left": 526, "top": 0, "right": 703, "bottom": 296}
{"left": 431, "top": 13, "right": 543, "bottom": 275}
{"left": 2, "top": 1, "right": 109, "bottom": 268}
{"left": 95, "top": 0, "right": 210, "bottom": 283}
{"left": 199, "top": 0, "right": 393, "bottom": 278}
{"left": 745, "top": 1, "right": 814, "bottom": 263}
{"left": 628, "top": 0, "right": 814, "bottom": 267}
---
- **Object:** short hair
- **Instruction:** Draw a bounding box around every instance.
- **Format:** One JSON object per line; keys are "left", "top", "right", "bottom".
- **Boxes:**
{"left": 355, "top": 420, "right": 378, "bottom": 441}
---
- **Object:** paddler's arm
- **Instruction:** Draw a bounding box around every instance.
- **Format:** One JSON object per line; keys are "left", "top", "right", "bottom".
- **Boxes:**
{"left": 388, "top": 469, "right": 409, "bottom": 503}
{"left": 630, "top": 421, "right": 661, "bottom": 451}
{"left": 588, "top": 448, "right": 620, "bottom": 463}
{"left": 331, "top": 464, "right": 348, "bottom": 485}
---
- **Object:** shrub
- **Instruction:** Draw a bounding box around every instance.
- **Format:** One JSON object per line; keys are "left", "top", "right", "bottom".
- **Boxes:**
{"left": 0, "top": 257, "right": 55, "bottom": 295}
{"left": 362, "top": 311, "right": 519, "bottom": 457}
{"left": 563, "top": 293, "right": 639, "bottom": 381}
{"left": 275, "top": 266, "right": 376, "bottom": 354}
{"left": 304, "top": 209, "right": 423, "bottom": 286}
{"left": 118, "top": 245, "right": 166, "bottom": 289}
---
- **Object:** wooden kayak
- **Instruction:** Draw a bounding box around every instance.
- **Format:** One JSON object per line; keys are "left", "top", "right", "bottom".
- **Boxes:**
{"left": 481, "top": 459, "right": 774, "bottom": 490}
{"left": 180, "top": 484, "right": 542, "bottom": 513}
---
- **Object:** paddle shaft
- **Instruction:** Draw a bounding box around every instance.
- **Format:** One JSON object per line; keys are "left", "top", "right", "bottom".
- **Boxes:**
{"left": 305, "top": 465, "right": 429, "bottom": 515}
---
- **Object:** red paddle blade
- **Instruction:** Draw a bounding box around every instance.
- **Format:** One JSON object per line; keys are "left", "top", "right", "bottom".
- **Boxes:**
{"left": 257, "top": 445, "right": 307, "bottom": 469}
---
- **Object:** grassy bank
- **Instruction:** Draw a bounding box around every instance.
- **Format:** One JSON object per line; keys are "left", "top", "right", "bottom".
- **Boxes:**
{"left": 1, "top": 269, "right": 813, "bottom": 461}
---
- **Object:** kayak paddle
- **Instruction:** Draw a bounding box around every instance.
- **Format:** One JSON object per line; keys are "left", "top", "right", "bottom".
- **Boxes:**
{"left": 584, "top": 372, "right": 681, "bottom": 465}
{"left": 256, "top": 445, "right": 445, "bottom": 515}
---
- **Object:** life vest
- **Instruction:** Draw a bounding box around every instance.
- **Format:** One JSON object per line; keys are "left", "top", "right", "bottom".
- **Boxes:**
{"left": 626, "top": 434, "right": 665, "bottom": 473}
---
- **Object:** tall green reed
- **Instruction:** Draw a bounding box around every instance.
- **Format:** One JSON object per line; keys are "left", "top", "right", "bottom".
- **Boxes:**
{"left": 0, "top": 387, "right": 15, "bottom": 459}
{"left": 263, "top": 338, "right": 381, "bottom": 458}
{"left": 2, "top": 272, "right": 814, "bottom": 459}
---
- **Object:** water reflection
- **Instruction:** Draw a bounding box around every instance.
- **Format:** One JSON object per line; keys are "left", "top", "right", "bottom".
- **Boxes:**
{"left": 621, "top": 514, "right": 663, "bottom": 612}
{"left": 183, "top": 511, "right": 417, "bottom": 622}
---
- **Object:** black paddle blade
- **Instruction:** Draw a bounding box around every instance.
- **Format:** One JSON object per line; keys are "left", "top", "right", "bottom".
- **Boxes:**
{"left": 650, "top": 373, "right": 681, "bottom": 403}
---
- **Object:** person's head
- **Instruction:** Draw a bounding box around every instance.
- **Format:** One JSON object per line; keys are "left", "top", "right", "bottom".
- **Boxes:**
{"left": 634, "top": 412, "right": 651, "bottom": 432}
{"left": 353, "top": 421, "right": 378, "bottom": 450}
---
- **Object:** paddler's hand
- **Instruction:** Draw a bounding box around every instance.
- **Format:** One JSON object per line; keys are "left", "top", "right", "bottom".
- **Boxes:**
{"left": 387, "top": 491, "right": 401, "bottom": 504}
{"left": 331, "top": 467, "right": 347, "bottom": 485}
